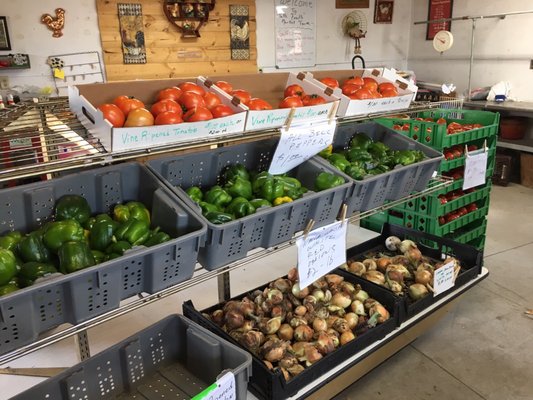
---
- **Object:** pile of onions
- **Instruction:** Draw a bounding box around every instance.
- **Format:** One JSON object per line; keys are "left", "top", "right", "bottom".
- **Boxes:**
{"left": 206, "top": 269, "right": 390, "bottom": 381}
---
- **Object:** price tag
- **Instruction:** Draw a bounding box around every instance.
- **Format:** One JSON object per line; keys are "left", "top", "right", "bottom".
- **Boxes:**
{"left": 268, "top": 120, "right": 335, "bottom": 175}
{"left": 433, "top": 259, "right": 455, "bottom": 296}
{"left": 53, "top": 68, "right": 65, "bottom": 80}
{"left": 463, "top": 148, "right": 488, "bottom": 190}
{"left": 296, "top": 220, "right": 347, "bottom": 289}
{"left": 192, "top": 372, "right": 235, "bottom": 400}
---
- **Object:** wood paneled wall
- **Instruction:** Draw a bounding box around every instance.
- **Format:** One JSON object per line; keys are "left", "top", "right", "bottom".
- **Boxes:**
{"left": 96, "top": 0, "right": 257, "bottom": 81}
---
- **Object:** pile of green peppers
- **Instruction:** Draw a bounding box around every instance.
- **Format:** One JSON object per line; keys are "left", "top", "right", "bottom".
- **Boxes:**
{"left": 184, "top": 164, "right": 345, "bottom": 225}
{"left": 0, "top": 194, "right": 172, "bottom": 297}
{"left": 322, "top": 133, "right": 425, "bottom": 180}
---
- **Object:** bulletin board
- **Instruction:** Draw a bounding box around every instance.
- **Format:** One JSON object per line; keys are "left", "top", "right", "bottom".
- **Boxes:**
{"left": 274, "top": 0, "right": 316, "bottom": 69}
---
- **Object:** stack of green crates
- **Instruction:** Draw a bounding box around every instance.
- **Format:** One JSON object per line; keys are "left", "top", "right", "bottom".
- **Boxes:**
{"left": 361, "top": 109, "right": 499, "bottom": 253}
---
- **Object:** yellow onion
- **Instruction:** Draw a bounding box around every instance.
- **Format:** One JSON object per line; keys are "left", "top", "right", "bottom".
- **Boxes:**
{"left": 312, "top": 289, "right": 325, "bottom": 302}
{"left": 327, "top": 329, "right": 340, "bottom": 348}
{"left": 391, "top": 255, "right": 410, "bottom": 266}
{"left": 325, "top": 274, "right": 344, "bottom": 286}
{"left": 415, "top": 269, "right": 433, "bottom": 285}
{"left": 287, "top": 267, "right": 299, "bottom": 282}
{"left": 312, "top": 317, "right": 328, "bottom": 332}
{"left": 211, "top": 309, "right": 224, "bottom": 325}
{"left": 267, "top": 288, "right": 284, "bottom": 305}
{"left": 304, "top": 344, "right": 323, "bottom": 365}
{"left": 406, "top": 246, "right": 422, "bottom": 263}
{"left": 376, "top": 257, "right": 392, "bottom": 273}
{"left": 327, "top": 305, "right": 346, "bottom": 316}
{"left": 294, "top": 305, "right": 307, "bottom": 316}
{"left": 314, "top": 306, "right": 329, "bottom": 320}
{"left": 340, "top": 331, "right": 356, "bottom": 345}
{"left": 344, "top": 312, "right": 358, "bottom": 330}
{"left": 240, "top": 330, "right": 265, "bottom": 351}
{"left": 292, "top": 283, "right": 310, "bottom": 299}
{"left": 289, "top": 316, "right": 308, "bottom": 328}
{"left": 398, "top": 239, "right": 416, "bottom": 254}
{"left": 331, "top": 292, "right": 352, "bottom": 309}
{"left": 263, "top": 341, "right": 286, "bottom": 363}
{"left": 363, "top": 259, "right": 377, "bottom": 271}
{"left": 346, "top": 260, "right": 366, "bottom": 276}
{"left": 224, "top": 309, "right": 245, "bottom": 330}
{"left": 315, "top": 332, "right": 335, "bottom": 355}
{"left": 354, "top": 289, "right": 369, "bottom": 303}
{"left": 279, "top": 354, "right": 299, "bottom": 370}
{"left": 259, "top": 316, "right": 282, "bottom": 335}
{"left": 312, "top": 278, "right": 328, "bottom": 291}
{"left": 350, "top": 299, "right": 366, "bottom": 316}
{"left": 278, "top": 367, "right": 290, "bottom": 382}
{"left": 333, "top": 318, "right": 350, "bottom": 333}
{"left": 287, "top": 364, "right": 305, "bottom": 377}
{"left": 363, "top": 270, "right": 386, "bottom": 286}
{"left": 263, "top": 360, "right": 274, "bottom": 370}
{"left": 409, "top": 283, "right": 429, "bottom": 300}
{"left": 326, "top": 315, "right": 339, "bottom": 328}
{"left": 272, "top": 278, "right": 292, "bottom": 293}
{"left": 291, "top": 341, "right": 308, "bottom": 358}
{"left": 270, "top": 305, "right": 285, "bottom": 321}
{"left": 369, "top": 303, "right": 390, "bottom": 323}
{"left": 294, "top": 325, "right": 314, "bottom": 342}
{"left": 278, "top": 323, "right": 294, "bottom": 341}
{"left": 340, "top": 281, "right": 356, "bottom": 295}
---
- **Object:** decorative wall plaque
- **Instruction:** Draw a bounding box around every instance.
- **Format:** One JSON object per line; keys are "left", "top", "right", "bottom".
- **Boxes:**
{"left": 163, "top": 0, "right": 216, "bottom": 38}
{"left": 118, "top": 3, "right": 147, "bottom": 64}
{"left": 229, "top": 5, "right": 250, "bottom": 60}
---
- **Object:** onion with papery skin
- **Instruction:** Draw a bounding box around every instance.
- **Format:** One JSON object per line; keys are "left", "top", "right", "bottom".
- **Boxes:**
{"left": 386, "top": 269, "right": 404, "bottom": 284}
{"left": 340, "top": 331, "right": 356, "bottom": 345}
{"left": 315, "top": 332, "right": 335, "bottom": 355}
{"left": 223, "top": 300, "right": 241, "bottom": 314}
{"left": 387, "top": 279, "right": 403, "bottom": 294}
{"left": 211, "top": 309, "right": 224, "bottom": 325}
{"left": 399, "top": 239, "right": 417, "bottom": 254}
{"left": 291, "top": 341, "right": 308, "bottom": 358}
{"left": 287, "top": 364, "right": 305, "bottom": 377}
{"left": 387, "top": 264, "right": 411, "bottom": 279}
{"left": 292, "top": 283, "right": 310, "bottom": 299}
{"left": 260, "top": 316, "right": 282, "bottom": 335}
{"left": 290, "top": 316, "right": 308, "bottom": 328}
{"left": 314, "top": 306, "right": 329, "bottom": 320}
{"left": 331, "top": 292, "right": 352, "bottom": 309}
{"left": 333, "top": 318, "right": 350, "bottom": 333}
{"left": 294, "top": 325, "right": 314, "bottom": 342}
{"left": 344, "top": 312, "right": 358, "bottom": 330}
{"left": 263, "top": 341, "right": 286, "bottom": 362}
{"left": 351, "top": 299, "right": 366, "bottom": 316}
{"left": 363, "top": 259, "right": 378, "bottom": 271}
{"left": 304, "top": 344, "right": 323, "bottom": 365}
{"left": 325, "top": 274, "right": 344, "bottom": 286}
{"left": 323, "top": 289, "right": 332, "bottom": 303}
{"left": 376, "top": 257, "right": 392, "bottom": 273}
{"left": 312, "top": 289, "right": 325, "bottom": 302}
{"left": 369, "top": 303, "right": 390, "bottom": 323}
{"left": 229, "top": 330, "right": 244, "bottom": 342}
{"left": 312, "top": 317, "right": 328, "bottom": 332}
{"left": 225, "top": 309, "right": 245, "bottom": 330}
{"left": 279, "top": 354, "right": 299, "bottom": 370}
{"left": 261, "top": 299, "right": 273, "bottom": 314}
{"left": 272, "top": 278, "right": 291, "bottom": 293}
{"left": 415, "top": 269, "right": 432, "bottom": 285}
{"left": 264, "top": 360, "right": 274, "bottom": 370}
{"left": 288, "top": 267, "right": 298, "bottom": 282}
{"left": 346, "top": 260, "right": 366, "bottom": 276}
{"left": 391, "top": 255, "right": 410, "bottom": 266}
{"left": 303, "top": 295, "right": 317, "bottom": 309}
{"left": 240, "top": 330, "right": 265, "bottom": 351}
{"left": 409, "top": 283, "right": 429, "bottom": 300}
{"left": 340, "top": 281, "right": 356, "bottom": 295}
{"left": 277, "top": 323, "right": 294, "bottom": 341}
{"left": 294, "top": 305, "right": 307, "bottom": 316}
{"left": 267, "top": 288, "right": 284, "bottom": 305}
{"left": 327, "top": 316, "right": 339, "bottom": 328}
{"left": 406, "top": 246, "right": 422, "bottom": 263}
{"left": 278, "top": 367, "right": 290, "bottom": 381}
{"left": 363, "top": 270, "right": 386, "bottom": 285}
{"left": 328, "top": 330, "right": 340, "bottom": 348}
{"left": 385, "top": 236, "right": 401, "bottom": 251}
{"left": 312, "top": 278, "right": 328, "bottom": 291}
{"left": 270, "top": 305, "right": 285, "bottom": 321}
{"left": 327, "top": 305, "right": 346, "bottom": 316}
{"left": 363, "top": 298, "right": 378, "bottom": 311}
{"left": 354, "top": 289, "right": 369, "bottom": 303}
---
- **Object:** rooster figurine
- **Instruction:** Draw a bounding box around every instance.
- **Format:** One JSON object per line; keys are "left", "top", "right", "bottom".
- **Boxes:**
{"left": 41, "top": 8, "right": 65, "bottom": 38}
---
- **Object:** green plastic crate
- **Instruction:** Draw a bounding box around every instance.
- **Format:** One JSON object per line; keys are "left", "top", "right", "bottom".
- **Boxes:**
{"left": 417, "top": 217, "right": 487, "bottom": 251}
{"left": 359, "top": 210, "right": 388, "bottom": 232}
{"left": 439, "top": 138, "right": 497, "bottom": 174}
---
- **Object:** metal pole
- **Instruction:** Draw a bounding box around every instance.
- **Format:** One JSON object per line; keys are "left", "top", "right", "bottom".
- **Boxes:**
{"left": 467, "top": 19, "right": 476, "bottom": 101}
{"left": 414, "top": 9, "right": 533, "bottom": 25}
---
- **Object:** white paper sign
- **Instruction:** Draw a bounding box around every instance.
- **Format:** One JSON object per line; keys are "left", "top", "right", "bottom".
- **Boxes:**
{"left": 192, "top": 372, "right": 235, "bottom": 400}
{"left": 296, "top": 220, "right": 347, "bottom": 289}
{"left": 433, "top": 260, "right": 456, "bottom": 296}
{"left": 463, "top": 148, "right": 488, "bottom": 190}
{"left": 268, "top": 120, "right": 335, "bottom": 174}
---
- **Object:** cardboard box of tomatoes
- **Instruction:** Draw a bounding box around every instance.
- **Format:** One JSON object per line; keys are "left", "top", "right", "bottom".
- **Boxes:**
{"left": 68, "top": 77, "right": 247, "bottom": 153}
{"left": 203, "top": 72, "right": 341, "bottom": 131}
{"left": 306, "top": 68, "right": 418, "bottom": 117}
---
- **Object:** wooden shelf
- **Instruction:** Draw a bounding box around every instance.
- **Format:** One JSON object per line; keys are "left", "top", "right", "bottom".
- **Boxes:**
{"left": 497, "top": 138, "right": 533, "bottom": 153}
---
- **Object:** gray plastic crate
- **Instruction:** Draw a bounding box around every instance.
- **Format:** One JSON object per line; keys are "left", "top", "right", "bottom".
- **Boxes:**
{"left": 147, "top": 138, "right": 351, "bottom": 271}
{"left": 12, "top": 314, "right": 252, "bottom": 400}
{"left": 0, "top": 163, "right": 206, "bottom": 356}
{"left": 317, "top": 121, "right": 443, "bottom": 213}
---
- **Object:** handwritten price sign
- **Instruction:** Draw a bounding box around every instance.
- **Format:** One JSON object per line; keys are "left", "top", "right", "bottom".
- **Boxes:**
{"left": 296, "top": 220, "right": 347, "bottom": 289}
{"left": 463, "top": 148, "right": 488, "bottom": 190}
{"left": 192, "top": 372, "right": 235, "bottom": 400}
{"left": 269, "top": 120, "right": 336, "bottom": 175}
{"left": 433, "top": 259, "right": 456, "bottom": 296}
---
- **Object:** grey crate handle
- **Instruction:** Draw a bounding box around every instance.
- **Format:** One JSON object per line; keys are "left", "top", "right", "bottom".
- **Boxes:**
{"left": 121, "top": 339, "right": 145, "bottom": 389}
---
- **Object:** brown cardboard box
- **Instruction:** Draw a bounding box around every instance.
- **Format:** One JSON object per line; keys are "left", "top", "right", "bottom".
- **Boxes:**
{"left": 520, "top": 152, "right": 533, "bottom": 188}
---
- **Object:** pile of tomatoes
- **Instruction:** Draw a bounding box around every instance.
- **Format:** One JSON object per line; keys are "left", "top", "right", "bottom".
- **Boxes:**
{"left": 438, "top": 202, "right": 479, "bottom": 225}
{"left": 213, "top": 80, "right": 274, "bottom": 111}
{"left": 97, "top": 81, "right": 238, "bottom": 128}
{"left": 318, "top": 76, "right": 400, "bottom": 100}
{"left": 277, "top": 84, "right": 328, "bottom": 108}
{"left": 391, "top": 117, "right": 484, "bottom": 137}
{"left": 443, "top": 144, "right": 478, "bottom": 160}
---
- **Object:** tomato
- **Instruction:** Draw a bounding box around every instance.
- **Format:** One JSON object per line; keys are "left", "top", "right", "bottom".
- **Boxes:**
{"left": 97, "top": 103, "right": 125, "bottom": 127}
{"left": 210, "top": 104, "right": 235, "bottom": 118}
{"left": 124, "top": 108, "right": 154, "bottom": 127}
{"left": 279, "top": 95, "right": 304, "bottom": 109}
{"left": 183, "top": 106, "right": 213, "bottom": 122}
{"left": 302, "top": 94, "right": 326, "bottom": 106}
{"left": 155, "top": 111, "right": 183, "bottom": 125}
{"left": 178, "top": 82, "right": 206, "bottom": 96}
{"left": 378, "top": 82, "right": 396, "bottom": 93}
{"left": 457, "top": 207, "right": 469, "bottom": 217}
{"left": 319, "top": 77, "right": 339, "bottom": 88}
{"left": 380, "top": 88, "right": 398, "bottom": 98}
{"left": 451, "top": 171, "right": 463, "bottom": 180}
{"left": 436, "top": 117, "right": 447, "bottom": 125}
{"left": 343, "top": 77, "right": 364, "bottom": 86}
{"left": 178, "top": 92, "right": 206, "bottom": 110}
{"left": 156, "top": 87, "right": 182, "bottom": 102}
{"left": 438, "top": 216, "right": 446, "bottom": 226}
{"left": 203, "top": 92, "right": 222, "bottom": 110}
{"left": 401, "top": 123, "right": 410, "bottom": 131}
{"left": 352, "top": 88, "right": 374, "bottom": 100}
{"left": 438, "top": 195, "right": 448, "bottom": 204}
{"left": 113, "top": 96, "right": 145, "bottom": 117}
{"left": 231, "top": 89, "right": 252, "bottom": 105}
{"left": 247, "top": 98, "right": 273, "bottom": 110}
{"left": 451, "top": 148, "right": 462, "bottom": 159}
{"left": 466, "top": 203, "right": 478, "bottom": 212}
{"left": 362, "top": 81, "right": 378, "bottom": 93}
{"left": 392, "top": 124, "right": 402, "bottom": 130}
{"left": 150, "top": 99, "right": 183, "bottom": 117}
{"left": 445, "top": 212, "right": 460, "bottom": 223}
{"left": 444, "top": 151, "right": 454, "bottom": 160}
{"left": 215, "top": 80, "right": 233, "bottom": 94}
{"left": 284, "top": 84, "right": 305, "bottom": 98}
{"left": 468, "top": 144, "right": 478, "bottom": 151}
{"left": 342, "top": 83, "right": 362, "bottom": 96}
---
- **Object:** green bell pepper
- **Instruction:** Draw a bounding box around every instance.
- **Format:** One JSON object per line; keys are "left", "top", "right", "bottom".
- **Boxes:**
{"left": 204, "top": 186, "right": 233, "bottom": 208}
{"left": 392, "top": 150, "right": 417, "bottom": 166}
{"left": 315, "top": 172, "right": 345, "bottom": 191}
{"left": 0, "top": 231, "right": 23, "bottom": 252}
{"left": 0, "top": 283, "right": 18, "bottom": 297}
{"left": 17, "top": 231, "right": 52, "bottom": 263}
{"left": 113, "top": 201, "right": 151, "bottom": 225}
{"left": 55, "top": 194, "right": 92, "bottom": 225}
{"left": 413, "top": 150, "right": 425, "bottom": 162}
{"left": 18, "top": 261, "right": 58, "bottom": 287}
{"left": 199, "top": 201, "right": 220, "bottom": 215}
{"left": 277, "top": 176, "right": 306, "bottom": 199}
{"left": 226, "top": 197, "right": 256, "bottom": 218}
{"left": 105, "top": 240, "right": 132, "bottom": 255}
{"left": 222, "top": 163, "right": 250, "bottom": 183}
{"left": 224, "top": 176, "right": 253, "bottom": 200}
{"left": 0, "top": 248, "right": 17, "bottom": 286}
{"left": 186, "top": 186, "right": 203, "bottom": 203}
{"left": 91, "top": 250, "right": 106, "bottom": 264}
{"left": 58, "top": 241, "right": 96, "bottom": 274}
{"left": 205, "top": 211, "right": 235, "bottom": 225}
{"left": 89, "top": 219, "right": 119, "bottom": 251}
{"left": 43, "top": 220, "right": 85, "bottom": 253}
{"left": 367, "top": 142, "right": 389, "bottom": 158}
{"left": 144, "top": 231, "right": 172, "bottom": 247}
{"left": 345, "top": 164, "right": 367, "bottom": 180}
{"left": 349, "top": 133, "right": 373, "bottom": 149}
{"left": 115, "top": 219, "right": 150, "bottom": 246}
{"left": 318, "top": 144, "right": 333, "bottom": 158}
{"left": 327, "top": 153, "right": 351, "bottom": 172}
{"left": 252, "top": 173, "right": 285, "bottom": 202}
{"left": 249, "top": 198, "right": 272, "bottom": 209}
{"left": 345, "top": 148, "right": 373, "bottom": 164}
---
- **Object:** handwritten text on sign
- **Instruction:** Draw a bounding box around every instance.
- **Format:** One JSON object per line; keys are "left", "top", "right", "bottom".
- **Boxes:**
{"left": 433, "top": 260, "right": 455, "bottom": 296}
{"left": 463, "top": 148, "right": 488, "bottom": 190}
{"left": 192, "top": 372, "right": 235, "bottom": 400}
{"left": 268, "top": 120, "right": 335, "bottom": 174}
{"left": 296, "top": 220, "right": 347, "bottom": 289}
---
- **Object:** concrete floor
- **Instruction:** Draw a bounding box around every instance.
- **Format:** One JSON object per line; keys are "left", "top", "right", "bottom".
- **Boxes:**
{"left": 1, "top": 184, "right": 532, "bottom": 399}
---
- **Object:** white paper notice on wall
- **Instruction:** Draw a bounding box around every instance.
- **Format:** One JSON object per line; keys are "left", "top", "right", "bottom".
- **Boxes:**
{"left": 432, "top": 259, "right": 455, "bottom": 296}
{"left": 192, "top": 372, "right": 235, "bottom": 400}
{"left": 268, "top": 119, "right": 335, "bottom": 175}
{"left": 274, "top": 0, "right": 316, "bottom": 68}
{"left": 296, "top": 220, "right": 347, "bottom": 290}
{"left": 463, "top": 147, "right": 488, "bottom": 190}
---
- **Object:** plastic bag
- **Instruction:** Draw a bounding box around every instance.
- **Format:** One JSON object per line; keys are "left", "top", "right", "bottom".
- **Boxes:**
{"left": 487, "top": 81, "right": 511, "bottom": 101}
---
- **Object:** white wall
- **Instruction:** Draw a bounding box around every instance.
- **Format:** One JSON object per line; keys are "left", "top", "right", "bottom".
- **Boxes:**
{"left": 409, "top": 0, "right": 533, "bottom": 101}
{"left": 256, "top": 0, "right": 413, "bottom": 72}
{"left": 0, "top": 0, "right": 102, "bottom": 94}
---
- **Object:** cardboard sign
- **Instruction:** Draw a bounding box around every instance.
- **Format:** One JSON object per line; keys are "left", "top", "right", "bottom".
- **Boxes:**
{"left": 296, "top": 220, "right": 347, "bottom": 289}
{"left": 269, "top": 120, "right": 335, "bottom": 174}
{"left": 433, "top": 259, "right": 455, "bottom": 296}
{"left": 463, "top": 148, "right": 488, "bottom": 190}
{"left": 192, "top": 372, "right": 235, "bottom": 400}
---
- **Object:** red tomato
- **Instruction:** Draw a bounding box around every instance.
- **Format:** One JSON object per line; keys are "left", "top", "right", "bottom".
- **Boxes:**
{"left": 444, "top": 151, "right": 454, "bottom": 160}
{"left": 203, "top": 92, "right": 222, "bottom": 110}
{"left": 284, "top": 84, "right": 305, "bottom": 98}
{"left": 436, "top": 117, "right": 447, "bottom": 125}
{"left": 343, "top": 77, "right": 364, "bottom": 87}
{"left": 302, "top": 94, "right": 326, "bottom": 106}
{"left": 363, "top": 77, "right": 378, "bottom": 86}
{"left": 466, "top": 203, "right": 478, "bottom": 212}
{"left": 113, "top": 96, "right": 145, "bottom": 117}
{"left": 154, "top": 111, "right": 183, "bottom": 125}
{"left": 178, "top": 82, "right": 206, "bottom": 96}
{"left": 438, "top": 195, "right": 448, "bottom": 204}
{"left": 178, "top": 92, "right": 206, "bottom": 110}
{"left": 183, "top": 106, "right": 213, "bottom": 122}
{"left": 231, "top": 89, "right": 252, "bottom": 105}
{"left": 247, "top": 98, "right": 273, "bottom": 110}
{"left": 150, "top": 99, "right": 183, "bottom": 117}
{"left": 378, "top": 82, "right": 396, "bottom": 93}
{"left": 363, "top": 81, "right": 378, "bottom": 93}
{"left": 97, "top": 103, "right": 125, "bottom": 127}
{"left": 215, "top": 80, "right": 233, "bottom": 94}
{"left": 439, "top": 216, "right": 446, "bottom": 225}
{"left": 401, "top": 124, "right": 410, "bottom": 131}
{"left": 156, "top": 87, "right": 182, "bottom": 102}
{"left": 392, "top": 124, "right": 403, "bottom": 130}
{"left": 445, "top": 212, "right": 460, "bottom": 223}
{"left": 342, "top": 83, "right": 362, "bottom": 96}
{"left": 124, "top": 108, "right": 154, "bottom": 127}
{"left": 451, "top": 148, "right": 463, "bottom": 159}
{"left": 319, "top": 77, "right": 339, "bottom": 88}
{"left": 468, "top": 144, "right": 478, "bottom": 151}
{"left": 210, "top": 104, "right": 235, "bottom": 118}
{"left": 352, "top": 88, "right": 374, "bottom": 100}
{"left": 380, "top": 88, "right": 398, "bottom": 98}
{"left": 457, "top": 207, "right": 469, "bottom": 217}
{"left": 279, "top": 95, "right": 304, "bottom": 109}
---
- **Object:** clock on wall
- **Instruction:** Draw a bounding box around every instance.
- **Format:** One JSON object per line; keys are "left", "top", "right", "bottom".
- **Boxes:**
{"left": 433, "top": 30, "right": 454, "bottom": 53}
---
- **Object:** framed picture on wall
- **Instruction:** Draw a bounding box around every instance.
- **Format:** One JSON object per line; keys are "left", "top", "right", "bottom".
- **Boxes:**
{"left": 335, "top": 0, "right": 369, "bottom": 9}
{"left": 374, "top": 0, "right": 394, "bottom": 24}
{"left": 0, "top": 17, "right": 12, "bottom": 51}
{"left": 426, "top": 0, "right": 453, "bottom": 40}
